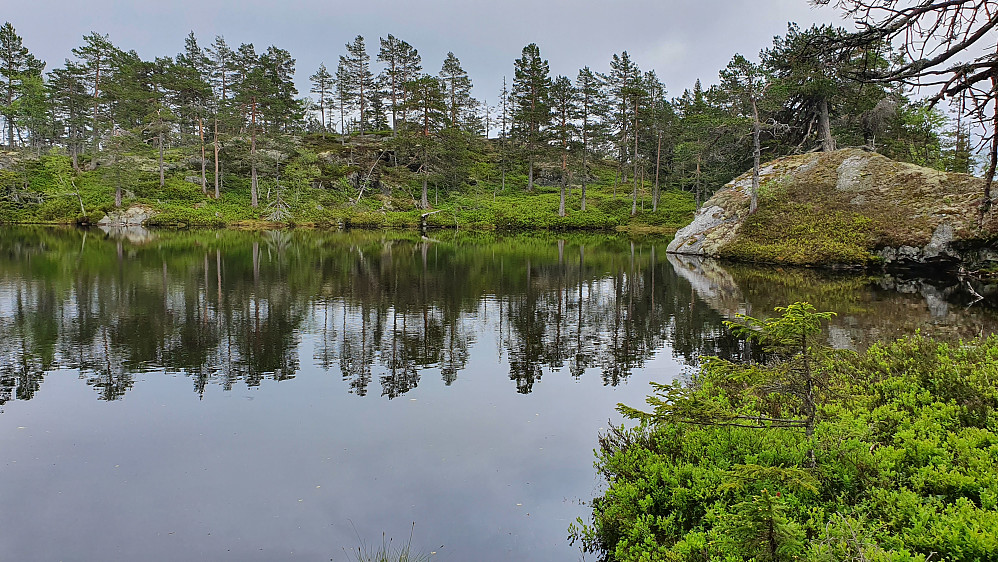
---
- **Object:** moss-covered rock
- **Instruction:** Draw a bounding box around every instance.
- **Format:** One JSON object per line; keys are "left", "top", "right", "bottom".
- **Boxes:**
{"left": 668, "top": 149, "right": 996, "bottom": 267}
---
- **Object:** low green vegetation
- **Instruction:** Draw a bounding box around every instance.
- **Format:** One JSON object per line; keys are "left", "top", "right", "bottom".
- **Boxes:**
{"left": 0, "top": 145, "right": 696, "bottom": 233}
{"left": 719, "top": 176, "right": 877, "bottom": 265}
{"left": 572, "top": 303, "right": 998, "bottom": 561}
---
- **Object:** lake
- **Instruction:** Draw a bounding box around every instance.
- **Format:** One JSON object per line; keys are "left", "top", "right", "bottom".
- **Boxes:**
{"left": 1, "top": 226, "right": 996, "bottom": 561}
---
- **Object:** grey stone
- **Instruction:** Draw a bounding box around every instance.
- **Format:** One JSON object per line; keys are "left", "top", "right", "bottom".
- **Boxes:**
{"left": 97, "top": 205, "right": 158, "bottom": 227}
{"left": 836, "top": 155, "right": 871, "bottom": 192}
{"left": 667, "top": 205, "right": 729, "bottom": 255}
{"left": 898, "top": 246, "right": 921, "bottom": 261}
{"left": 922, "top": 222, "right": 956, "bottom": 260}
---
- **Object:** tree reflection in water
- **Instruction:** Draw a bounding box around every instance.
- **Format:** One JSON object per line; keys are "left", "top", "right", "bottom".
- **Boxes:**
{"left": 1, "top": 226, "right": 996, "bottom": 409}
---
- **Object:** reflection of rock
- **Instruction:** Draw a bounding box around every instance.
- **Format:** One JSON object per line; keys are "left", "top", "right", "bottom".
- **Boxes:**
{"left": 98, "top": 204, "right": 158, "bottom": 227}
{"left": 98, "top": 225, "right": 156, "bottom": 244}
{"left": 667, "top": 254, "right": 749, "bottom": 318}
{"left": 668, "top": 255, "right": 998, "bottom": 349}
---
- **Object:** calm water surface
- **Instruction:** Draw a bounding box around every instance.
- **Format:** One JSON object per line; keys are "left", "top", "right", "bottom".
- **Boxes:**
{"left": 1, "top": 227, "right": 996, "bottom": 561}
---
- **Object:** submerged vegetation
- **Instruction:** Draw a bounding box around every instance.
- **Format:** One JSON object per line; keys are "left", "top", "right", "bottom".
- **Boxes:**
{"left": 572, "top": 303, "right": 998, "bottom": 561}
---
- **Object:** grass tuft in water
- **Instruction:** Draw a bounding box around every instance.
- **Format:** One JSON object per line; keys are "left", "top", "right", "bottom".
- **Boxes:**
{"left": 346, "top": 523, "right": 431, "bottom": 562}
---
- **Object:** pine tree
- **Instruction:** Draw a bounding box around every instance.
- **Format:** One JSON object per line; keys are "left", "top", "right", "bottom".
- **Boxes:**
{"left": 206, "top": 35, "right": 234, "bottom": 198}
{"left": 174, "top": 32, "right": 212, "bottom": 194}
{"left": 0, "top": 22, "right": 44, "bottom": 148}
{"left": 644, "top": 73, "right": 673, "bottom": 212}
{"left": 439, "top": 52, "right": 473, "bottom": 129}
{"left": 231, "top": 43, "right": 271, "bottom": 207}
{"left": 48, "top": 63, "right": 88, "bottom": 169}
{"left": 340, "top": 36, "right": 375, "bottom": 136}
{"left": 498, "top": 76, "right": 510, "bottom": 196}
{"left": 511, "top": 43, "right": 551, "bottom": 192}
{"left": 403, "top": 74, "right": 444, "bottom": 208}
{"left": 259, "top": 45, "right": 300, "bottom": 133}
{"left": 335, "top": 58, "right": 351, "bottom": 138}
{"left": 309, "top": 63, "right": 333, "bottom": 133}
{"left": 71, "top": 32, "right": 121, "bottom": 166}
{"left": 609, "top": 51, "right": 640, "bottom": 195}
{"left": 720, "top": 54, "right": 769, "bottom": 213}
{"left": 575, "top": 67, "right": 606, "bottom": 211}
{"left": 377, "top": 35, "right": 421, "bottom": 134}
{"left": 550, "top": 75, "right": 578, "bottom": 217}
{"left": 762, "top": 24, "right": 854, "bottom": 153}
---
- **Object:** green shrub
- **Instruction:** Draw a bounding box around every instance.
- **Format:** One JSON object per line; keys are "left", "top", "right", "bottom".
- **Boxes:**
{"left": 574, "top": 305, "right": 998, "bottom": 561}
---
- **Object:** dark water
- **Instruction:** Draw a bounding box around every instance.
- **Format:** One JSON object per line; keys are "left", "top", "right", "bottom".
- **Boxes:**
{"left": 1, "top": 227, "right": 996, "bottom": 561}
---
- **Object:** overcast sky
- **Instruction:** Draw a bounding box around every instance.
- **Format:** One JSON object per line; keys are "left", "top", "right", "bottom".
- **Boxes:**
{"left": 8, "top": 0, "right": 849, "bottom": 107}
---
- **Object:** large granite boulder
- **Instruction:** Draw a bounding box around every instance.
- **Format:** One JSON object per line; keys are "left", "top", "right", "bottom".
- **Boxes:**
{"left": 667, "top": 149, "right": 996, "bottom": 267}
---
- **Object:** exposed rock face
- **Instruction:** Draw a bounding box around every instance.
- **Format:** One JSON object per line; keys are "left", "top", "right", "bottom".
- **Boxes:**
{"left": 668, "top": 149, "right": 995, "bottom": 267}
{"left": 98, "top": 204, "right": 158, "bottom": 227}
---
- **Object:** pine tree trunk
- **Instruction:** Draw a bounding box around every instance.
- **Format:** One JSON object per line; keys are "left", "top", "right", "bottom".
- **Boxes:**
{"left": 359, "top": 79, "right": 365, "bottom": 137}
{"left": 213, "top": 117, "right": 220, "bottom": 199}
{"left": 695, "top": 153, "right": 702, "bottom": 209}
{"left": 200, "top": 116, "right": 207, "bottom": 195}
{"left": 560, "top": 123, "right": 567, "bottom": 217}
{"left": 528, "top": 156, "right": 534, "bottom": 192}
{"left": 751, "top": 98, "right": 761, "bottom": 214}
{"left": 653, "top": 130, "right": 661, "bottom": 212}
{"left": 631, "top": 97, "right": 639, "bottom": 216}
{"left": 158, "top": 131, "right": 165, "bottom": 188}
{"left": 250, "top": 97, "right": 258, "bottom": 208}
{"left": 559, "top": 176, "right": 566, "bottom": 217}
{"left": 819, "top": 97, "right": 835, "bottom": 152}
{"left": 421, "top": 146, "right": 429, "bottom": 209}
{"left": 114, "top": 154, "right": 122, "bottom": 208}
{"left": 71, "top": 127, "right": 79, "bottom": 171}
{"left": 6, "top": 69, "right": 13, "bottom": 148}
{"left": 89, "top": 54, "right": 101, "bottom": 170}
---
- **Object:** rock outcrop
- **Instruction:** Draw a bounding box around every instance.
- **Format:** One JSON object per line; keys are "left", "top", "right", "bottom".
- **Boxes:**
{"left": 668, "top": 149, "right": 996, "bottom": 267}
{"left": 98, "top": 204, "right": 158, "bottom": 227}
